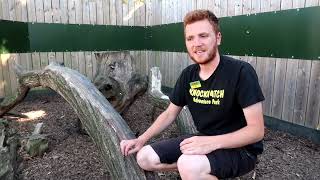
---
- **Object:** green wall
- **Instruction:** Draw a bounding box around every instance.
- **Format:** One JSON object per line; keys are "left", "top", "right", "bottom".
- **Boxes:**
{"left": 1, "top": 6, "right": 319, "bottom": 60}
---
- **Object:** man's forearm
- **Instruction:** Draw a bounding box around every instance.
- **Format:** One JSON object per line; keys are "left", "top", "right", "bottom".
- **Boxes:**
{"left": 139, "top": 109, "right": 177, "bottom": 143}
{"left": 211, "top": 124, "right": 264, "bottom": 150}
{"left": 214, "top": 102, "right": 265, "bottom": 150}
{"left": 139, "top": 103, "right": 182, "bottom": 143}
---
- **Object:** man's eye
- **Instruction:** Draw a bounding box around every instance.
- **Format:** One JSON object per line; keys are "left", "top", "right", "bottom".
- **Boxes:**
{"left": 186, "top": 37, "right": 193, "bottom": 41}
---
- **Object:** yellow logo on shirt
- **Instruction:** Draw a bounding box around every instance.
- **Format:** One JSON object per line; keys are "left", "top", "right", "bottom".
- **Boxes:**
{"left": 189, "top": 88, "right": 224, "bottom": 105}
{"left": 190, "top": 81, "right": 201, "bottom": 89}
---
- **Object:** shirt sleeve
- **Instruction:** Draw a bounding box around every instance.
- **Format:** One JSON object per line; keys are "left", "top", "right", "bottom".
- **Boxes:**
{"left": 169, "top": 70, "right": 187, "bottom": 107}
{"left": 236, "top": 63, "right": 265, "bottom": 108}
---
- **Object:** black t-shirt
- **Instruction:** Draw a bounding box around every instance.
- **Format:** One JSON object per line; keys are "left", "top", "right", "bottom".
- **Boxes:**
{"left": 170, "top": 55, "right": 265, "bottom": 155}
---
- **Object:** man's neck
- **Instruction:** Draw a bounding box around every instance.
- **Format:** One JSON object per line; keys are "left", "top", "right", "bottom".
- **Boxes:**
{"left": 199, "top": 53, "right": 220, "bottom": 81}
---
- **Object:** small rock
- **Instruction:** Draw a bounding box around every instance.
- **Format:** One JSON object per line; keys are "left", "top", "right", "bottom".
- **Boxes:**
{"left": 26, "top": 135, "right": 48, "bottom": 157}
{"left": 25, "top": 123, "right": 48, "bottom": 157}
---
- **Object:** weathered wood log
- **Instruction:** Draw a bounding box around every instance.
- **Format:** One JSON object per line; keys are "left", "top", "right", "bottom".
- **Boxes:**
{"left": 148, "top": 67, "right": 198, "bottom": 134}
{"left": 0, "top": 138, "right": 14, "bottom": 180}
{"left": 0, "top": 63, "right": 43, "bottom": 117}
{"left": 0, "top": 118, "right": 18, "bottom": 180}
{"left": 0, "top": 63, "right": 157, "bottom": 179}
{"left": 94, "top": 51, "right": 148, "bottom": 113}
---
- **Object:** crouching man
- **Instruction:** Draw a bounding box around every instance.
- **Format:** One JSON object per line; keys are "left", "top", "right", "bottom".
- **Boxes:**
{"left": 120, "top": 9, "right": 265, "bottom": 180}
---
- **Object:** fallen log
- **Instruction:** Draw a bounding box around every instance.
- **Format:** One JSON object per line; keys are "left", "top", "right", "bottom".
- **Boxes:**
{"left": 0, "top": 118, "right": 19, "bottom": 180}
{"left": 0, "top": 62, "right": 157, "bottom": 179}
{"left": 1, "top": 51, "right": 148, "bottom": 116}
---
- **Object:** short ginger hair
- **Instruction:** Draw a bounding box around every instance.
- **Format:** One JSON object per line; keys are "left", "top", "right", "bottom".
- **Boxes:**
{"left": 183, "top": 10, "right": 220, "bottom": 33}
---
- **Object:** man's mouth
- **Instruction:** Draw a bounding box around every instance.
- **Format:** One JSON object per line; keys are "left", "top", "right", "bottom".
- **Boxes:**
{"left": 195, "top": 50, "right": 205, "bottom": 55}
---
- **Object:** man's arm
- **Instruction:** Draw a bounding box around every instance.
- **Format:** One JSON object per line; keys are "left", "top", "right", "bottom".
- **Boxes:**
{"left": 139, "top": 102, "right": 183, "bottom": 143}
{"left": 120, "top": 102, "right": 182, "bottom": 156}
{"left": 180, "top": 102, "right": 264, "bottom": 155}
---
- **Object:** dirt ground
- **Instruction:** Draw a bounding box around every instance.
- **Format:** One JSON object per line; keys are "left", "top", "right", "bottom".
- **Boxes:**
{"left": 5, "top": 90, "right": 320, "bottom": 180}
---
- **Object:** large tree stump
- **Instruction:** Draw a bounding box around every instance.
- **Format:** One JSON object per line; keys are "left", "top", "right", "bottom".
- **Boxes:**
{"left": 148, "top": 67, "right": 198, "bottom": 134}
{"left": 93, "top": 51, "right": 148, "bottom": 113}
{"left": 0, "top": 63, "right": 157, "bottom": 179}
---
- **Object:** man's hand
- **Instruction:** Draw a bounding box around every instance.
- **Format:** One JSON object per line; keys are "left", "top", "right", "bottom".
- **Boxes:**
{"left": 180, "top": 136, "right": 221, "bottom": 155}
{"left": 120, "top": 137, "right": 146, "bottom": 156}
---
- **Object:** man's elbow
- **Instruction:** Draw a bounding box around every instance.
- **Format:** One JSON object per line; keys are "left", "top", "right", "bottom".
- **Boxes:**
{"left": 256, "top": 125, "right": 265, "bottom": 141}
{"left": 248, "top": 123, "right": 264, "bottom": 142}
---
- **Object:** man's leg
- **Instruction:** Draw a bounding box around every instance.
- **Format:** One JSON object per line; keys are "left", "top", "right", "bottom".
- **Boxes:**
{"left": 136, "top": 135, "right": 193, "bottom": 172}
{"left": 177, "top": 148, "right": 257, "bottom": 180}
{"left": 136, "top": 145, "right": 177, "bottom": 171}
{"left": 194, "top": 148, "right": 257, "bottom": 179}
{"left": 177, "top": 154, "right": 218, "bottom": 180}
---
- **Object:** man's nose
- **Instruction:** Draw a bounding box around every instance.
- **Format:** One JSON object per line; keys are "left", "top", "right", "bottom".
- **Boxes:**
{"left": 193, "top": 37, "right": 202, "bottom": 47}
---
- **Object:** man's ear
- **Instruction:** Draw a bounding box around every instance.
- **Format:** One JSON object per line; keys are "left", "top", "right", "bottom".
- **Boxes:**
{"left": 217, "top": 32, "right": 222, "bottom": 45}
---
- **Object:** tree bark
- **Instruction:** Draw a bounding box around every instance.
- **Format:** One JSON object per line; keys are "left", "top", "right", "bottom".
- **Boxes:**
{"left": 0, "top": 119, "right": 18, "bottom": 180}
{"left": 0, "top": 63, "right": 43, "bottom": 117}
{"left": 0, "top": 63, "right": 157, "bottom": 179}
{"left": 148, "top": 67, "right": 198, "bottom": 134}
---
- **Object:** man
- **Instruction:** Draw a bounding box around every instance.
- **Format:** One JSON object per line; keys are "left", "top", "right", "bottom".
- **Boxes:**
{"left": 120, "top": 10, "right": 265, "bottom": 180}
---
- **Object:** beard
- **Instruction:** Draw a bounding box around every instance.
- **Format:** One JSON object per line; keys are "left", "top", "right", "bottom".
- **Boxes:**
{"left": 189, "top": 44, "right": 218, "bottom": 65}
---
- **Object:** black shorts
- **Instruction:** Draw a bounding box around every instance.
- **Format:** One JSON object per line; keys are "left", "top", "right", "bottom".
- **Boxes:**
{"left": 150, "top": 135, "right": 257, "bottom": 179}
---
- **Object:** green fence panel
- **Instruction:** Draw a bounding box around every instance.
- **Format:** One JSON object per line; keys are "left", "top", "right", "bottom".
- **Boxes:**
{"left": 145, "top": 23, "right": 185, "bottom": 52}
{"left": 0, "top": 6, "right": 319, "bottom": 60}
{"left": 28, "top": 23, "right": 146, "bottom": 52}
{"left": 0, "top": 21, "right": 146, "bottom": 53}
{"left": 220, "top": 7, "right": 320, "bottom": 59}
{"left": 148, "top": 6, "right": 320, "bottom": 60}
{"left": 0, "top": 20, "right": 29, "bottom": 53}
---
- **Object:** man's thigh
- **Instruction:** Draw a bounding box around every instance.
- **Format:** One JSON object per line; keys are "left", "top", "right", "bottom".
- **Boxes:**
{"left": 150, "top": 134, "right": 193, "bottom": 164}
{"left": 150, "top": 135, "right": 257, "bottom": 179}
{"left": 207, "top": 148, "right": 257, "bottom": 179}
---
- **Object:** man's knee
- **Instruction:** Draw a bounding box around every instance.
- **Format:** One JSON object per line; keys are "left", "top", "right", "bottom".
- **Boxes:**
{"left": 177, "top": 154, "right": 214, "bottom": 179}
{"left": 177, "top": 154, "right": 202, "bottom": 173}
{"left": 136, "top": 145, "right": 160, "bottom": 171}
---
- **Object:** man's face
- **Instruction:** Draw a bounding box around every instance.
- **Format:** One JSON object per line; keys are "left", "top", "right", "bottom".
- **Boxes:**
{"left": 185, "top": 19, "right": 221, "bottom": 65}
